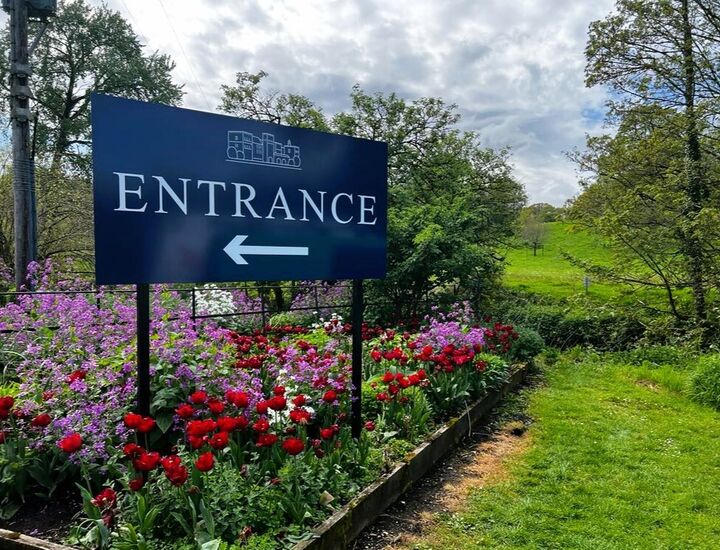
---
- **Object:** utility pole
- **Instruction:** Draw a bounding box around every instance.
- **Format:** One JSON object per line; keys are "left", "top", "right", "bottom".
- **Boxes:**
{"left": 4, "top": 0, "right": 54, "bottom": 288}
{"left": 8, "top": 0, "right": 35, "bottom": 289}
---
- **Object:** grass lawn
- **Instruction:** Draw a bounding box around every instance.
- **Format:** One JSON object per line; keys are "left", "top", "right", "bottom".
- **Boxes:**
{"left": 503, "top": 222, "right": 617, "bottom": 299}
{"left": 405, "top": 353, "right": 720, "bottom": 549}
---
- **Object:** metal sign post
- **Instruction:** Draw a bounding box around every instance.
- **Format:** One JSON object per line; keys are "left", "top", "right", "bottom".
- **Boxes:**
{"left": 136, "top": 284, "right": 150, "bottom": 416}
{"left": 351, "top": 279, "right": 364, "bottom": 439}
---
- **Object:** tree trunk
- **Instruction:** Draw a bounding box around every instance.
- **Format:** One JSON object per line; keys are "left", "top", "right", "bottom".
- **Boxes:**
{"left": 680, "top": 0, "right": 709, "bottom": 342}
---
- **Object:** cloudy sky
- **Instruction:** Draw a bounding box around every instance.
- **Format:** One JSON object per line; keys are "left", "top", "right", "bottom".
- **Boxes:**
{"left": 25, "top": 0, "right": 617, "bottom": 205}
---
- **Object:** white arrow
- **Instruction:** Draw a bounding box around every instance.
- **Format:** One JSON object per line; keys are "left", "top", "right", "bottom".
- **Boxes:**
{"left": 223, "top": 235, "right": 309, "bottom": 265}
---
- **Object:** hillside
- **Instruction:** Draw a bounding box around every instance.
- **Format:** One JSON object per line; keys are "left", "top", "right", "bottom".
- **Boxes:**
{"left": 503, "top": 222, "right": 615, "bottom": 299}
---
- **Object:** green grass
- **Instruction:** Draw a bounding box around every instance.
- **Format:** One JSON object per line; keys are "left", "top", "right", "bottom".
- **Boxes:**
{"left": 408, "top": 353, "right": 720, "bottom": 549}
{"left": 503, "top": 222, "right": 616, "bottom": 299}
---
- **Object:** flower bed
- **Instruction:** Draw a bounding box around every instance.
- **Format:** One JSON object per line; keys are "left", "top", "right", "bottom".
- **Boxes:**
{"left": 0, "top": 266, "right": 531, "bottom": 549}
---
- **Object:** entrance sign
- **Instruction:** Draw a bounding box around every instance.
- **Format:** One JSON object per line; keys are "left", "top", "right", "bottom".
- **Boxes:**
{"left": 91, "top": 94, "right": 388, "bottom": 284}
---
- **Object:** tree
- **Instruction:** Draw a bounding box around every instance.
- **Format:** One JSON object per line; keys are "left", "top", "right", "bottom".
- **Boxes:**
{"left": 525, "top": 203, "right": 563, "bottom": 222}
{"left": 581, "top": 0, "right": 720, "bottom": 340}
{"left": 218, "top": 73, "right": 525, "bottom": 321}
{"left": 0, "top": 0, "right": 184, "bottom": 173}
{"left": 519, "top": 207, "right": 548, "bottom": 256}
{"left": 570, "top": 107, "right": 720, "bottom": 324}
{"left": 0, "top": 0, "right": 183, "bottom": 270}
{"left": 220, "top": 71, "right": 329, "bottom": 132}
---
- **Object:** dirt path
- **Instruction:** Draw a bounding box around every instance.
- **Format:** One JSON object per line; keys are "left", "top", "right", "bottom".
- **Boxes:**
{"left": 352, "top": 393, "right": 533, "bottom": 550}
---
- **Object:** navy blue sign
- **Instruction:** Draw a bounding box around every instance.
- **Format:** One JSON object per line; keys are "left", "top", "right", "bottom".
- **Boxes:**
{"left": 91, "top": 94, "right": 388, "bottom": 284}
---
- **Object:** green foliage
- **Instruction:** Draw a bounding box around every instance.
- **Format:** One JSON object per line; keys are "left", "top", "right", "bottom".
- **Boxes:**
{"left": 517, "top": 207, "right": 548, "bottom": 255}
{"left": 689, "top": 354, "right": 720, "bottom": 410}
{"left": 608, "top": 345, "right": 697, "bottom": 370}
{"left": 506, "top": 327, "right": 544, "bottom": 363}
{"left": 0, "top": 0, "right": 183, "bottom": 265}
{"left": 219, "top": 71, "right": 329, "bottom": 132}
{"left": 217, "top": 72, "right": 525, "bottom": 323}
{"left": 268, "top": 311, "right": 310, "bottom": 328}
{"left": 491, "top": 290, "right": 645, "bottom": 350}
{"left": 503, "top": 222, "right": 617, "bottom": 299}
{"left": 0, "top": 0, "right": 183, "bottom": 173}
{"left": 577, "top": 0, "right": 720, "bottom": 342}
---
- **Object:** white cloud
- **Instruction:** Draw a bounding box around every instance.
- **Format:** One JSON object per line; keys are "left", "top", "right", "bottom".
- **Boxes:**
{"left": 8, "top": 0, "right": 616, "bottom": 205}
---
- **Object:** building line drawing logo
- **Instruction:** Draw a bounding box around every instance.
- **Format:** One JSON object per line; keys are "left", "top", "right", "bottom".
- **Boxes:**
{"left": 226, "top": 130, "right": 302, "bottom": 170}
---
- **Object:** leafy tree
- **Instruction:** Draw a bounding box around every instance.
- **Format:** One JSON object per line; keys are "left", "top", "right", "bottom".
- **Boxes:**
{"left": 525, "top": 203, "right": 563, "bottom": 223}
{"left": 518, "top": 208, "right": 548, "bottom": 256}
{"left": 571, "top": 107, "right": 720, "bottom": 324}
{"left": 0, "top": 0, "right": 183, "bottom": 269}
{"left": 220, "top": 71, "right": 329, "bottom": 132}
{"left": 577, "top": 0, "right": 720, "bottom": 342}
{"left": 218, "top": 73, "right": 525, "bottom": 320}
{"left": 0, "top": 0, "right": 184, "bottom": 173}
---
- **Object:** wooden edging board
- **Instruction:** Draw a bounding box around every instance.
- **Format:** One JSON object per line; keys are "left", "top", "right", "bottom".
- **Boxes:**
{"left": 0, "top": 364, "right": 528, "bottom": 550}
{"left": 0, "top": 529, "right": 74, "bottom": 550}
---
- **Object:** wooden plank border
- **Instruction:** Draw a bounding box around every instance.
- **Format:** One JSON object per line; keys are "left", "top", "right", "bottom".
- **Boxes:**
{"left": 0, "top": 529, "right": 75, "bottom": 550}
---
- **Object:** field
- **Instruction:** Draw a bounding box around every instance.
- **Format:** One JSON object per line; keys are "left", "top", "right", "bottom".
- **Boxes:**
{"left": 402, "top": 352, "right": 720, "bottom": 549}
{"left": 503, "top": 221, "right": 616, "bottom": 299}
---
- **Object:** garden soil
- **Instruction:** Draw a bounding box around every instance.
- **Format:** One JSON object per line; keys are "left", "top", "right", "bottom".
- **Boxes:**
{"left": 353, "top": 407, "right": 532, "bottom": 549}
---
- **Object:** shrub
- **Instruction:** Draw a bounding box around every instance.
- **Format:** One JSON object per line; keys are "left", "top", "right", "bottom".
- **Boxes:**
{"left": 689, "top": 354, "right": 720, "bottom": 410}
{"left": 610, "top": 345, "right": 697, "bottom": 369}
{"left": 488, "top": 289, "right": 645, "bottom": 350}
{"left": 507, "top": 326, "right": 544, "bottom": 363}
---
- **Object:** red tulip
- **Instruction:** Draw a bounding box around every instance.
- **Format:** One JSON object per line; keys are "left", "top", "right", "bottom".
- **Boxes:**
{"left": 31, "top": 413, "right": 52, "bottom": 428}
{"left": 256, "top": 433, "right": 278, "bottom": 447}
{"left": 195, "top": 451, "right": 215, "bottom": 472}
{"left": 225, "top": 390, "right": 249, "bottom": 408}
{"left": 133, "top": 451, "right": 161, "bottom": 472}
{"left": 165, "top": 464, "right": 188, "bottom": 486}
{"left": 208, "top": 398, "right": 224, "bottom": 415}
{"left": 268, "top": 396, "right": 287, "bottom": 411}
{"left": 209, "top": 431, "right": 229, "bottom": 450}
{"left": 58, "top": 433, "right": 82, "bottom": 453}
{"left": 252, "top": 419, "right": 270, "bottom": 433}
{"left": 129, "top": 477, "right": 145, "bottom": 491}
{"left": 281, "top": 437, "right": 304, "bottom": 455}
{"left": 91, "top": 487, "right": 116, "bottom": 508}
{"left": 0, "top": 396, "right": 14, "bottom": 411}
{"left": 190, "top": 391, "right": 207, "bottom": 404}
{"left": 176, "top": 404, "right": 194, "bottom": 419}
{"left": 216, "top": 416, "right": 237, "bottom": 433}
{"left": 123, "top": 412, "right": 143, "bottom": 429}
{"left": 123, "top": 443, "right": 143, "bottom": 458}
{"left": 137, "top": 417, "right": 156, "bottom": 434}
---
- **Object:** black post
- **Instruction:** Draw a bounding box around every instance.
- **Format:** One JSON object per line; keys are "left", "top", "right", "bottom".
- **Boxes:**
{"left": 351, "top": 279, "right": 364, "bottom": 439}
{"left": 191, "top": 287, "right": 197, "bottom": 322}
{"left": 136, "top": 283, "right": 151, "bottom": 416}
{"left": 260, "top": 286, "right": 267, "bottom": 332}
